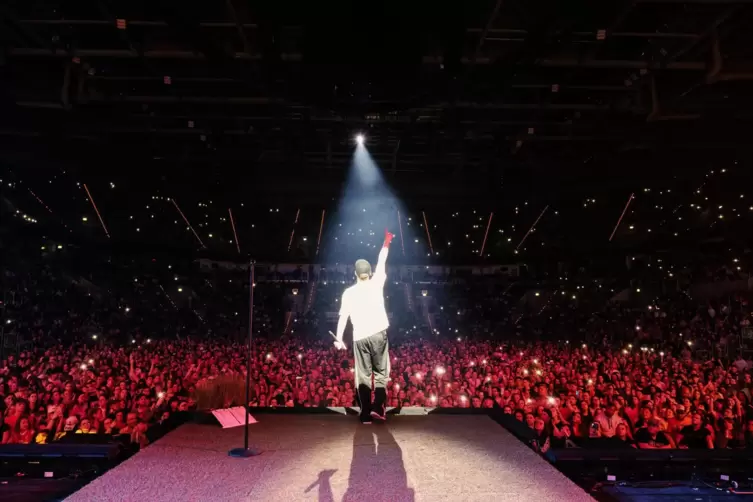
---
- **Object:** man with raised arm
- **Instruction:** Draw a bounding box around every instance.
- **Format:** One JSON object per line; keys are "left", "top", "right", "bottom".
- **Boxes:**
{"left": 334, "top": 229, "right": 394, "bottom": 423}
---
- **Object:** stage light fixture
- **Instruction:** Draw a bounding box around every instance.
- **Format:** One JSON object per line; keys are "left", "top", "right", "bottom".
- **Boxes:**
{"left": 355, "top": 134, "right": 365, "bottom": 145}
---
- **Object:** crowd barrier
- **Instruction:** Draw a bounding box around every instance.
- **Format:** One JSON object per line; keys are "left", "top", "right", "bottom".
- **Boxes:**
{"left": 0, "top": 442, "right": 120, "bottom": 459}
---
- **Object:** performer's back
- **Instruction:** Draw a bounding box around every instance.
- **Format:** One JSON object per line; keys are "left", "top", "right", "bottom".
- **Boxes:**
{"left": 340, "top": 275, "right": 388, "bottom": 341}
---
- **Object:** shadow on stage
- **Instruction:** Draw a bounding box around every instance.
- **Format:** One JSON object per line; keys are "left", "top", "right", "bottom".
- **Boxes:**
{"left": 306, "top": 425, "right": 415, "bottom": 502}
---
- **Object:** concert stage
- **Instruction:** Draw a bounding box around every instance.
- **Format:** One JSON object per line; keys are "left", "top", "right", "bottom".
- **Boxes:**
{"left": 65, "top": 414, "right": 593, "bottom": 502}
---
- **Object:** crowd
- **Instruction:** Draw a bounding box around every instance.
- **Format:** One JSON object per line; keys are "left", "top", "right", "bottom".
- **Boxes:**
{"left": 2, "top": 332, "right": 752, "bottom": 451}
{"left": 2, "top": 249, "right": 753, "bottom": 453}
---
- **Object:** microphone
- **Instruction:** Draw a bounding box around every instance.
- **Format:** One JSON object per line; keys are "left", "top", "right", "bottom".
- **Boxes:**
{"left": 329, "top": 331, "right": 345, "bottom": 346}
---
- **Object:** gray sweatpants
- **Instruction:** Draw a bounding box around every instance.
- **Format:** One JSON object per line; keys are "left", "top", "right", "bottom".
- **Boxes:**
{"left": 354, "top": 330, "right": 390, "bottom": 389}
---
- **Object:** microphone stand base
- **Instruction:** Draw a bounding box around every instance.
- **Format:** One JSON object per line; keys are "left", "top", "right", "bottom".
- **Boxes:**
{"left": 228, "top": 447, "right": 262, "bottom": 458}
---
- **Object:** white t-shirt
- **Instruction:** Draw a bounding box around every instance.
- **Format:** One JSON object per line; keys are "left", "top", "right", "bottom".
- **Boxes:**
{"left": 339, "top": 249, "right": 389, "bottom": 341}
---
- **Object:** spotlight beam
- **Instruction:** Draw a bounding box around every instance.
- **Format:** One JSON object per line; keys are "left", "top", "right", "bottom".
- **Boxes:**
{"left": 422, "top": 211, "right": 435, "bottom": 255}
{"left": 228, "top": 208, "right": 241, "bottom": 254}
{"left": 171, "top": 198, "right": 206, "bottom": 249}
{"left": 479, "top": 211, "right": 494, "bottom": 257}
{"left": 28, "top": 188, "right": 54, "bottom": 215}
{"left": 316, "top": 209, "right": 325, "bottom": 256}
{"left": 516, "top": 205, "right": 548, "bottom": 251}
{"left": 287, "top": 208, "right": 300, "bottom": 253}
{"left": 609, "top": 193, "right": 635, "bottom": 242}
{"left": 83, "top": 183, "right": 110, "bottom": 238}
{"left": 158, "top": 284, "right": 178, "bottom": 310}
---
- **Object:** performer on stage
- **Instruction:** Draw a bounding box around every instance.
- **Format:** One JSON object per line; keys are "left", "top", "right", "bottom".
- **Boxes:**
{"left": 334, "top": 229, "right": 394, "bottom": 423}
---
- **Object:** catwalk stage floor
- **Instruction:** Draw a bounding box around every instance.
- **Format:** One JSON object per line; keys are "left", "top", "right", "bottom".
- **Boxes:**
{"left": 65, "top": 414, "right": 593, "bottom": 502}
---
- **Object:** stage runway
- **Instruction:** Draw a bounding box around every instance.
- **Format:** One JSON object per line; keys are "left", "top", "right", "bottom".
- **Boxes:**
{"left": 65, "top": 414, "right": 593, "bottom": 502}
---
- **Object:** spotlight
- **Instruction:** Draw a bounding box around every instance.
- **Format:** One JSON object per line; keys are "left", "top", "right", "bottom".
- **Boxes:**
{"left": 355, "top": 134, "right": 365, "bottom": 145}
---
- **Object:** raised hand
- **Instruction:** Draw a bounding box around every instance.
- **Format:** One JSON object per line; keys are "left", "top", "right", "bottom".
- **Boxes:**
{"left": 383, "top": 228, "right": 395, "bottom": 247}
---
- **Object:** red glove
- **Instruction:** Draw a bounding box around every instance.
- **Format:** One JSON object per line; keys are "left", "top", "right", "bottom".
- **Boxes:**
{"left": 383, "top": 229, "right": 395, "bottom": 248}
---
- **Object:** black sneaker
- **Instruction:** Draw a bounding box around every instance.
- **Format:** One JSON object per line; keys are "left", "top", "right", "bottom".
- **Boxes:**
{"left": 370, "top": 410, "right": 386, "bottom": 422}
{"left": 360, "top": 418, "right": 372, "bottom": 425}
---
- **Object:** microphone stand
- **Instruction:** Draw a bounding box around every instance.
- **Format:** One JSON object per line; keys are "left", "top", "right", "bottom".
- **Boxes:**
{"left": 229, "top": 260, "right": 261, "bottom": 457}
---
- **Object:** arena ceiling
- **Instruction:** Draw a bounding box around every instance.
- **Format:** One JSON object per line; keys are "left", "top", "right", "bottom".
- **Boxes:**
{"left": 1, "top": 0, "right": 753, "bottom": 204}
